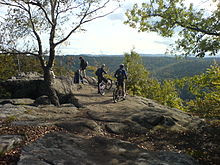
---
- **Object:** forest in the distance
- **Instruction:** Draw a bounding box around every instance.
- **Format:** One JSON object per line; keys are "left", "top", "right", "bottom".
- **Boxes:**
{"left": 55, "top": 54, "right": 220, "bottom": 81}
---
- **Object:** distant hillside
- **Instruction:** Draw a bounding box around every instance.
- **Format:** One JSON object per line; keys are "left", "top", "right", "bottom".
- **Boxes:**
{"left": 142, "top": 57, "right": 219, "bottom": 80}
{"left": 55, "top": 55, "right": 220, "bottom": 80}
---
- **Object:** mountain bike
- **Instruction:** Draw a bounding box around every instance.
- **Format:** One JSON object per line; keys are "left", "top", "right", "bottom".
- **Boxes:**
{"left": 99, "top": 78, "right": 113, "bottom": 95}
{"left": 113, "top": 81, "right": 126, "bottom": 103}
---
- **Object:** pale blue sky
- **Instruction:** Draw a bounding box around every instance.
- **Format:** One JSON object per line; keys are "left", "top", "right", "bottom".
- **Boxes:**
{"left": 59, "top": 0, "right": 173, "bottom": 55}
{"left": 58, "top": 0, "right": 218, "bottom": 56}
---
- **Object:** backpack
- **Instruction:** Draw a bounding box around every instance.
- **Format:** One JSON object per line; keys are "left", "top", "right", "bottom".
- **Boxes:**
{"left": 83, "top": 60, "right": 88, "bottom": 68}
{"left": 95, "top": 68, "right": 102, "bottom": 76}
{"left": 116, "top": 69, "right": 124, "bottom": 79}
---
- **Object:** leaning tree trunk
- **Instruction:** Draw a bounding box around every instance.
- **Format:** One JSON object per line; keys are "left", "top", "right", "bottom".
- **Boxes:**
{"left": 43, "top": 67, "right": 60, "bottom": 106}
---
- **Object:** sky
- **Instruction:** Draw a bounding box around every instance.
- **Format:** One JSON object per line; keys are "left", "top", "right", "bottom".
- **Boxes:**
{"left": 59, "top": 0, "right": 173, "bottom": 55}
{"left": 58, "top": 0, "right": 218, "bottom": 56}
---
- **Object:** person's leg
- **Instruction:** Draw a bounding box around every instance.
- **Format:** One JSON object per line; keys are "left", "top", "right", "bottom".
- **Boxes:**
{"left": 121, "top": 80, "right": 126, "bottom": 99}
{"left": 78, "top": 69, "right": 83, "bottom": 82}
{"left": 80, "top": 75, "right": 84, "bottom": 84}
{"left": 103, "top": 77, "right": 108, "bottom": 83}
{"left": 117, "top": 80, "right": 122, "bottom": 94}
{"left": 98, "top": 77, "right": 102, "bottom": 93}
{"left": 79, "top": 69, "right": 83, "bottom": 77}
{"left": 120, "top": 80, "right": 125, "bottom": 98}
{"left": 82, "top": 69, "right": 86, "bottom": 78}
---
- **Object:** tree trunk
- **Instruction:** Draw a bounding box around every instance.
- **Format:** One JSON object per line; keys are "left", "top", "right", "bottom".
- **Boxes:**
{"left": 44, "top": 67, "right": 60, "bottom": 106}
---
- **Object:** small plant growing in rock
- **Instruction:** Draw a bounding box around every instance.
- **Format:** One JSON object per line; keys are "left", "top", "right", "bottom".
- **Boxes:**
{"left": 4, "top": 115, "right": 17, "bottom": 123}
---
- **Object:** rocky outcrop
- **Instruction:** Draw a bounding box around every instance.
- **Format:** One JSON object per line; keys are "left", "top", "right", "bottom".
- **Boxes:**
{"left": 0, "top": 79, "right": 45, "bottom": 99}
{"left": 0, "top": 98, "right": 79, "bottom": 121}
{"left": 18, "top": 132, "right": 199, "bottom": 165}
{"left": 0, "top": 78, "right": 74, "bottom": 99}
{"left": 0, "top": 75, "right": 97, "bottom": 106}
{"left": 0, "top": 82, "right": 208, "bottom": 164}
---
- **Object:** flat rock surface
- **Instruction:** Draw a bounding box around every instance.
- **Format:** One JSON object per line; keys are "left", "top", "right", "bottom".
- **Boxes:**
{"left": 73, "top": 85, "right": 204, "bottom": 132}
{"left": 18, "top": 132, "right": 199, "bottom": 165}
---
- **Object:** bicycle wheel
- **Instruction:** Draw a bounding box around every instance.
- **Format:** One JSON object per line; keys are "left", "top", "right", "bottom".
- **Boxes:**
{"left": 113, "top": 88, "right": 119, "bottom": 103}
{"left": 99, "top": 82, "right": 105, "bottom": 95}
{"left": 105, "top": 78, "right": 112, "bottom": 90}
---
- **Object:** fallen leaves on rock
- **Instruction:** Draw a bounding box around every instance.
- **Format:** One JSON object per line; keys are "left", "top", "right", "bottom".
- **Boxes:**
{"left": 0, "top": 121, "right": 63, "bottom": 165}
{"left": 121, "top": 123, "right": 220, "bottom": 165}
{"left": 0, "top": 119, "right": 219, "bottom": 165}
{"left": 96, "top": 120, "right": 220, "bottom": 165}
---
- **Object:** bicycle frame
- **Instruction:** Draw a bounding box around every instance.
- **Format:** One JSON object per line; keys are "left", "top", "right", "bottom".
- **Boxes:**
{"left": 98, "top": 78, "right": 112, "bottom": 95}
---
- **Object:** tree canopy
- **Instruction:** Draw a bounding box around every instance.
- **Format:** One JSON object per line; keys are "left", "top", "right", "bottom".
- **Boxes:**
{"left": 125, "top": 0, "right": 220, "bottom": 57}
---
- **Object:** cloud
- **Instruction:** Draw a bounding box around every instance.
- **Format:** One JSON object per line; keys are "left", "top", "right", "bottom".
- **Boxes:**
{"left": 107, "top": 13, "right": 124, "bottom": 21}
{"left": 59, "top": 0, "right": 171, "bottom": 55}
{"left": 63, "top": 21, "right": 170, "bottom": 55}
{"left": 154, "top": 40, "right": 172, "bottom": 46}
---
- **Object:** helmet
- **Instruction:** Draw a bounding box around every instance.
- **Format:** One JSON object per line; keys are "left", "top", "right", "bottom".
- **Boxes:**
{"left": 120, "top": 64, "right": 124, "bottom": 68}
{"left": 101, "top": 64, "right": 105, "bottom": 68}
{"left": 79, "top": 56, "right": 83, "bottom": 59}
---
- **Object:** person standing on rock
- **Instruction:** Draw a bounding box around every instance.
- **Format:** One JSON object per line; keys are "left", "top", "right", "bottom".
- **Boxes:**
{"left": 79, "top": 56, "right": 88, "bottom": 79}
{"left": 114, "top": 64, "right": 127, "bottom": 99}
{"left": 95, "top": 64, "right": 108, "bottom": 93}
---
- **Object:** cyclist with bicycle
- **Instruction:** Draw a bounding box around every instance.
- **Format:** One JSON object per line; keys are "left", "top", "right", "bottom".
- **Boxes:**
{"left": 95, "top": 64, "right": 108, "bottom": 94}
{"left": 114, "top": 64, "right": 127, "bottom": 99}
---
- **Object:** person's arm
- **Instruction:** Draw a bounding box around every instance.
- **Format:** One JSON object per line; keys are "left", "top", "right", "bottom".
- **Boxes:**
{"left": 100, "top": 68, "right": 105, "bottom": 75}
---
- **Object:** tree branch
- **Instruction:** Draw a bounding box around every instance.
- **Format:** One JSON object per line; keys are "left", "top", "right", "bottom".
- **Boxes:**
{"left": 27, "top": 1, "right": 53, "bottom": 26}
{"left": 55, "top": 0, "right": 118, "bottom": 46}
{"left": 149, "top": 13, "right": 220, "bottom": 36}
{"left": 185, "top": 24, "right": 220, "bottom": 36}
{"left": 26, "top": 3, "right": 44, "bottom": 67}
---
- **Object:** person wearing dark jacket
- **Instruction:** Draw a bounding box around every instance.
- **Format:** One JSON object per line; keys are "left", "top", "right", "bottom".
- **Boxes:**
{"left": 95, "top": 64, "right": 107, "bottom": 93}
{"left": 114, "top": 64, "right": 127, "bottom": 98}
{"left": 79, "top": 56, "right": 87, "bottom": 78}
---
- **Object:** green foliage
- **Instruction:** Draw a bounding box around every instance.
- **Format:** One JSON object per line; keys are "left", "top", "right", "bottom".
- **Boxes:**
{"left": 155, "top": 80, "right": 183, "bottom": 109}
{"left": 53, "top": 57, "right": 74, "bottom": 77}
{"left": 17, "top": 55, "right": 43, "bottom": 74}
{"left": 125, "top": 0, "right": 220, "bottom": 57}
{"left": 176, "top": 63, "right": 220, "bottom": 118}
{"left": 124, "top": 50, "right": 183, "bottom": 109}
{"left": 4, "top": 115, "right": 17, "bottom": 123}
{"left": 0, "top": 54, "right": 43, "bottom": 80}
{"left": 152, "top": 58, "right": 218, "bottom": 81}
{"left": 0, "top": 54, "right": 17, "bottom": 80}
{"left": 124, "top": 50, "right": 151, "bottom": 96}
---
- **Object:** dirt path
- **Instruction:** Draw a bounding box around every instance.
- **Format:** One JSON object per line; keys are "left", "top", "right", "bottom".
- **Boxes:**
{"left": 73, "top": 84, "right": 150, "bottom": 113}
